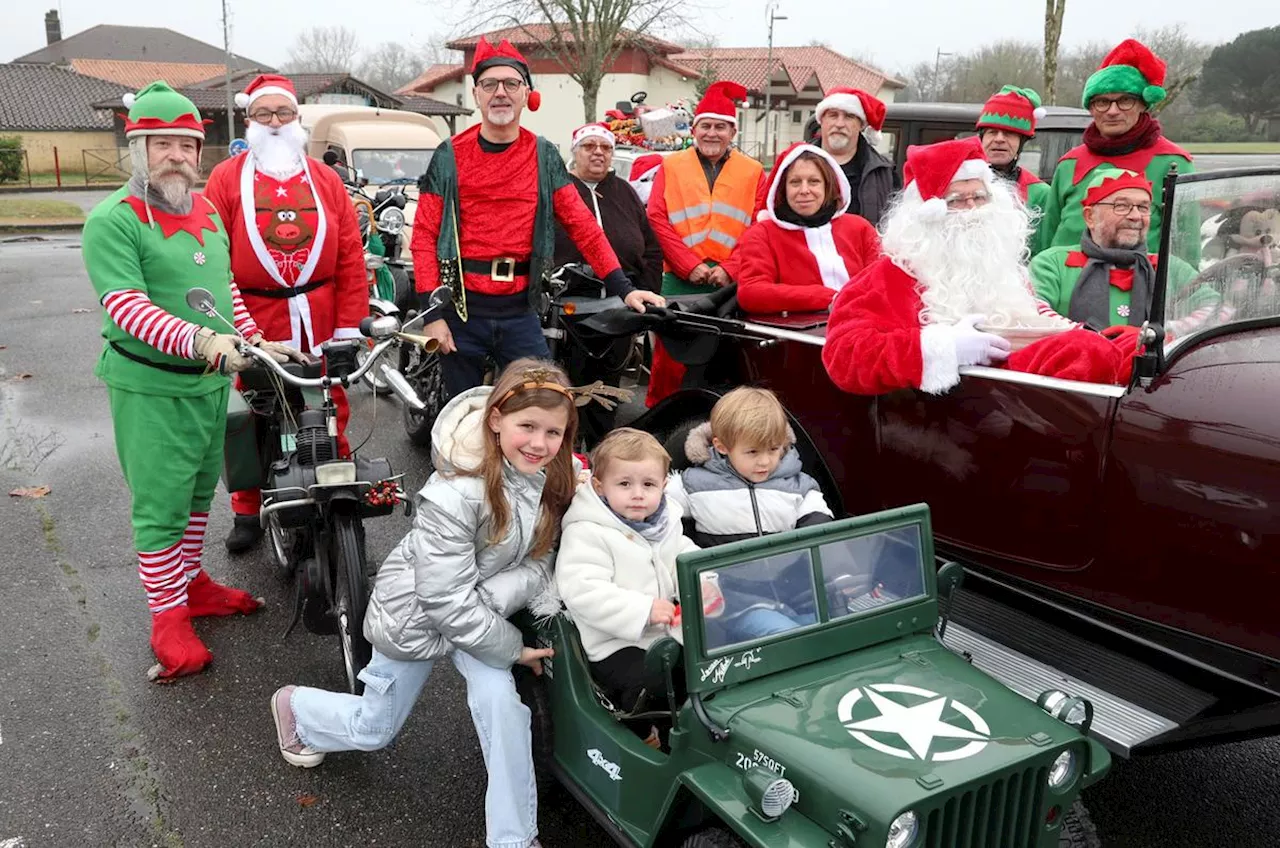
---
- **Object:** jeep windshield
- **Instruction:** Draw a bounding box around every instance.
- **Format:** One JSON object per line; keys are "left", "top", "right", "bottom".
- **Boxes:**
{"left": 679, "top": 507, "right": 937, "bottom": 693}
{"left": 352, "top": 149, "right": 433, "bottom": 185}
{"left": 1163, "top": 169, "right": 1280, "bottom": 352}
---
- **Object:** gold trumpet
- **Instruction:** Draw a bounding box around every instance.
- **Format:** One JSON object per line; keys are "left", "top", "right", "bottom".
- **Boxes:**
{"left": 394, "top": 332, "right": 440, "bottom": 354}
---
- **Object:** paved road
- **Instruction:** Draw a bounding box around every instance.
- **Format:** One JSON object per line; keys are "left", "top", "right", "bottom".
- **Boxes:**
{"left": 2, "top": 233, "right": 1279, "bottom": 848}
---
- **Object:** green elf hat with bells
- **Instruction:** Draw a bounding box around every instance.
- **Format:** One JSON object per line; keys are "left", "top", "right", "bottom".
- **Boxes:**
{"left": 1082, "top": 39, "right": 1168, "bottom": 109}
{"left": 121, "top": 80, "right": 207, "bottom": 142}
{"left": 976, "top": 85, "right": 1046, "bottom": 138}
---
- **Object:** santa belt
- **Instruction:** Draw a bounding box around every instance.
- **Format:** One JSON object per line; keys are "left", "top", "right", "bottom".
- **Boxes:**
{"left": 240, "top": 278, "right": 329, "bottom": 299}
{"left": 461, "top": 257, "right": 530, "bottom": 282}
{"left": 109, "top": 341, "right": 207, "bottom": 375}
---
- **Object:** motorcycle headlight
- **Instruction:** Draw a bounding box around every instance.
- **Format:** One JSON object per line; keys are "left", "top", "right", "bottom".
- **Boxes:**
{"left": 886, "top": 811, "right": 919, "bottom": 848}
{"left": 378, "top": 207, "right": 406, "bottom": 235}
{"left": 1048, "top": 749, "right": 1079, "bottom": 791}
{"left": 314, "top": 461, "right": 357, "bottom": 485}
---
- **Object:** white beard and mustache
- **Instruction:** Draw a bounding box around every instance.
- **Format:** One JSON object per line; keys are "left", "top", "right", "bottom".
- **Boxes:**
{"left": 881, "top": 180, "right": 1065, "bottom": 329}
{"left": 246, "top": 120, "right": 309, "bottom": 179}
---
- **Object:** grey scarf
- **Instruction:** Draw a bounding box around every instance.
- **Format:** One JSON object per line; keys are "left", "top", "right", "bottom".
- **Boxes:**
{"left": 1067, "top": 232, "right": 1154, "bottom": 330}
{"left": 610, "top": 495, "right": 671, "bottom": 544}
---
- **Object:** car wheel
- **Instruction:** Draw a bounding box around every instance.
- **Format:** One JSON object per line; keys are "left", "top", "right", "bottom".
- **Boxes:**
{"left": 679, "top": 827, "right": 747, "bottom": 848}
{"left": 513, "top": 665, "right": 557, "bottom": 797}
{"left": 1057, "top": 800, "right": 1101, "bottom": 848}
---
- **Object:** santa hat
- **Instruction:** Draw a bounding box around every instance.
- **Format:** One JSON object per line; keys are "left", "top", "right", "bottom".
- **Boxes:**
{"left": 472, "top": 38, "right": 540, "bottom": 111}
{"left": 759, "top": 142, "right": 851, "bottom": 227}
{"left": 1082, "top": 39, "right": 1167, "bottom": 108}
{"left": 234, "top": 74, "right": 298, "bottom": 111}
{"left": 977, "top": 85, "right": 1047, "bottom": 138}
{"left": 571, "top": 123, "right": 615, "bottom": 149}
{"left": 122, "top": 80, "right": 207, "bottom": 141}
{"left": 1084, "top": 167, "right": 1153, "bottom": 206}
{"left": 693, "top": 81, "right": 748, "bottom": 127}
{"left": 814, "top": 87, "right": 886, "bottom": 131}
{"left": 902, "top": 136, "right": 992, "bottom": 220}
{"left": 628, "top": 153, "right": 663, "bottom": 204}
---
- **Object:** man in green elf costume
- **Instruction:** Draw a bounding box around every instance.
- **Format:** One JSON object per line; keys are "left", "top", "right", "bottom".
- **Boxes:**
{"left": 1031, "top": 167, "right": 1219, "bottom": 340}
{"left": 975, "top": 85, "right": 1048, "bottom": 209}
{"left": 1034, "top": 39, "right": 1194, "bottom": 257}
{"left": 82, "top": 81, "right": 303, "bottom": 681}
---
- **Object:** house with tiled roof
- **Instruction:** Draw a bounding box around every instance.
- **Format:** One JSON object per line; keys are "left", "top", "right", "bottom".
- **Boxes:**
{"left": 0, "top": 63, "right": 129, "bottom": 175}
{"left": 397, "top": 24, "right": 702, "bottom": 151}
{"left": 671, "top": 46, "right": 906, "bottom": 158}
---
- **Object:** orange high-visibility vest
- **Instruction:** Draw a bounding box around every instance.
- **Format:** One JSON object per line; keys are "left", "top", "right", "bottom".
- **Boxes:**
{"left": 662, "top": 148, "right": 761, "bottom": 264}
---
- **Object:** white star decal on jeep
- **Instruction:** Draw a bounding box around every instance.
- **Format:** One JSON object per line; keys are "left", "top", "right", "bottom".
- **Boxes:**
{"left": 837, "top": 683, "right": 991, "bottom": 761}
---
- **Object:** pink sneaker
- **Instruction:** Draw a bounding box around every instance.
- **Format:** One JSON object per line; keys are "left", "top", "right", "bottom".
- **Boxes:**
{"left": 270, "top": 686, "right": 325, "bottom": 768}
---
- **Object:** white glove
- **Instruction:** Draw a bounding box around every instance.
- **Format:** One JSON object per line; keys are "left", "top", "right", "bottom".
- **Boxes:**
{"left": 952, "top": 315, "right": 1011, "bottom": 366}
{"left": 193, "top": 327, "right": 252, "bottom": 374}
{"left": 247, "top": 333, "right": 311, "bottom": 365}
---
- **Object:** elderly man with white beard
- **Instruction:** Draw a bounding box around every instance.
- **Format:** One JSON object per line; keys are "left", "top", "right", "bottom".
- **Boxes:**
{"left": 82, "top": 82, "right": 303, "bottom": 680}
{"left": 823, "top": 137, "right": 1135, "bottom": 396}
{"left": 204, "top": 74, "right": 368, "bottom": 553}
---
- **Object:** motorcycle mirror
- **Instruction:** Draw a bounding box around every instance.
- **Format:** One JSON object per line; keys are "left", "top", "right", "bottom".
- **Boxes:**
{"left": 429, "top": 286, "right": 452, "bottom": 311}
{"left": 186, "top": 288, "right": 216, "bottom": 315}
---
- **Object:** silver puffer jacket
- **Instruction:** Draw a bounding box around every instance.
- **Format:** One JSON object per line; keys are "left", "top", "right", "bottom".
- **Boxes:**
{"left": 363, "top": 387, "right": 553, "bottom": 667}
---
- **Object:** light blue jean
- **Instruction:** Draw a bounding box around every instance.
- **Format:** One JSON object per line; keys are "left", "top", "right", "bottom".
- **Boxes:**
{"left": 728, "top": 608, "right": 817, "bottom": 642}
{"left": 291, "top": 649, "right": 537, "bottom": 848}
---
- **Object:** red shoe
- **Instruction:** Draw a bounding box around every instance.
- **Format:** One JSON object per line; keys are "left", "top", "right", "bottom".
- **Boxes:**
{"left": 147, "top": 606, "right": 213, "bottom": 682}
{"left": 186, "top": 570, "right": 263, "bottom": 618}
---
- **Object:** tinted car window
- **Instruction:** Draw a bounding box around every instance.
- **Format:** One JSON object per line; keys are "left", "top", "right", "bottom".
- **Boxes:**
{"left": 820, "top": 526, "right": 927, "bottom": 618}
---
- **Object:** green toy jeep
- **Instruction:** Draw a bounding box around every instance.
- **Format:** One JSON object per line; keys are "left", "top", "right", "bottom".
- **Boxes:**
{"left": 518, "top": 504, "right": 1110, "bottom": 848}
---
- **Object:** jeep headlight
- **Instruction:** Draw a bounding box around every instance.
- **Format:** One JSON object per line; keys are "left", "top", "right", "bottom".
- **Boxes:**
{"left": 378, "top": 207, "right": 406, "bottom": 235}
{"left": 1048, "top": 750, "right": 1079, "bottom": 790}
{"left": 886, "top": 811, "right": 919, "bottom": 848}
{"left": 742, "top": 767, "right": 794, "bottom": 822}
{"left": 1037, "top": 690, "right": 1092, "bottom": 731}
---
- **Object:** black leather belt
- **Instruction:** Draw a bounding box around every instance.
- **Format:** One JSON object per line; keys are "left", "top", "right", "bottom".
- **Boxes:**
{"left": 110, "top": 341, "right": 207, "bottom": 375}
{"left": 461, "top": 257, "right": 529, "bottom": 282}
{"left": 240, "top": 278, "right": 328, "bottom": 299}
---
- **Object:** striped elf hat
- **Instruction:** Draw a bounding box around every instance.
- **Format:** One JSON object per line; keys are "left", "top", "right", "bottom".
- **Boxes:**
{"left": 122, "top": 80, "right": 206, "bottom": 141}
{"left": 976, "top": 85, "right": 1046, "bottom": 138}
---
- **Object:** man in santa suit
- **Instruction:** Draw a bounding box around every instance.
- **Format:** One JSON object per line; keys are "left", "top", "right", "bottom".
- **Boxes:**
{"left": 411, "top": 39, "right": 664, "bottom": 400}
{"left": 823, "top": 137, "right": 1134, "bottom": 396}
{"left": 205, "top": 74, "right": 368, "bottom": 552}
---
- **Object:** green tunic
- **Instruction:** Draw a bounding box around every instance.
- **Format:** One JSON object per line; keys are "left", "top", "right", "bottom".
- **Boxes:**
{"left": 1031, "top": 245, "right": 1209, "bottom": 326}
{"left": 1033, "top": 140, "right": 1194, "bottom": 258}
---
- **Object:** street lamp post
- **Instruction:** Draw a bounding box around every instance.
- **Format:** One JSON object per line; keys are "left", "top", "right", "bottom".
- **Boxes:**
{"left": 933, "top": 48, "right": 953, "bottom": 102}
{"left": 222, "top": 0, "right": 235, "bottom": 145}
{"left": 762, "top": 3, "right": 788, "bottom": 162}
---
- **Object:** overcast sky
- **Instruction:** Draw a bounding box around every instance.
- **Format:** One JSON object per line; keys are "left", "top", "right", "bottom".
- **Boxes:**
{"left": 4, "top": 0, "right": 1272, "bottom": 77}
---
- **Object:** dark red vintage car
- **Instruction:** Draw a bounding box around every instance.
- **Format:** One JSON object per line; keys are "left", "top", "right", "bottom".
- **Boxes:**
{"left": 611, "top": 166, "right": 1280, "bottom": 759}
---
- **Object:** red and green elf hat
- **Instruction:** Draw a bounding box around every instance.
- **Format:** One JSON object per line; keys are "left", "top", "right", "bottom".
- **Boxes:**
{"left": 1082, "top": 39, "right": 1167, "bottom": 109}
{"left": 122, "top": 80, "right": 206, "bottom": 141}
{"left": 976, "top": 85, "right": 1047, "bottom": 138}
{"left": 1083, "top": 167, "right": 1153, "bottom": 207}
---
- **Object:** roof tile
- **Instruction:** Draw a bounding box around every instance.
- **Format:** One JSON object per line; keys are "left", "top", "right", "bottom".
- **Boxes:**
{"left": 0, "top": 63, "right": 129, "bottom": 131}
{"left": 70, "top": 59, "right": 225, "bottom": 90}
{"left": 669, "top": 46, "right": 905, "bottom": 97}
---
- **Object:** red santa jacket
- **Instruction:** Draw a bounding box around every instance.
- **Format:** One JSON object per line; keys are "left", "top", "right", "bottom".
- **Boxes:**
{"left": 724, "top": 214, "right": 881, "bottom": 313}
{"left": 205, "top": 153, "right": 367, "bottom": 353}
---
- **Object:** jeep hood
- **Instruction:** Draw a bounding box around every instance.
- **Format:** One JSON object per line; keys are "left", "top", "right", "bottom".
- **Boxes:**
{"left": 699, "top": 634, "right": 1087, "bottom": 826}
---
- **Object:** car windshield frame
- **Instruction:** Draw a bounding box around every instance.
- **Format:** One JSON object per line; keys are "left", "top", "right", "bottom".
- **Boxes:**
{"left": 678, "top": 505, "right": 938, "bottom": 695}
{"left": 351, "top": 148, "right": 434, "bottom": 185}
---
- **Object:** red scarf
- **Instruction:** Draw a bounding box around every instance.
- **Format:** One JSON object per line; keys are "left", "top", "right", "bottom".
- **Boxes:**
{"left": 1083, "top": 113, "right": 1163, "bottom": 157}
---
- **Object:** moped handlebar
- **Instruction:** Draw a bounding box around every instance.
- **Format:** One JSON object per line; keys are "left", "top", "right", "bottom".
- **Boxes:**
{"left": 237, "top": 333, "right": 399, "bottom": 389}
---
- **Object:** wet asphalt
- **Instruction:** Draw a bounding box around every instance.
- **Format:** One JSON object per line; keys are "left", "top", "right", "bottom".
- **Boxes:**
{"left": 1, "top": 232, "right": 1277, "bottom": 848}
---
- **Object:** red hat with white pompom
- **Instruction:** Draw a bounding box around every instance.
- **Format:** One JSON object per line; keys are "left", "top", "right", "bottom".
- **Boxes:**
{"left": 472, "top": 38, "right": 541, "bottom": 112}
{"left": 758, "top": 142, "right": 851, "bottom": 227}
{"left": 234, "top": 74, "right": 298, "bottom": 111}
{"left": 693, "top": 81, "right": 748, "bottom": 127}
{"left": 814, "top": 87, "right": 886, "bottom": 131}
{"left": 902, "top": 136, "right": 992, "bottom": 219}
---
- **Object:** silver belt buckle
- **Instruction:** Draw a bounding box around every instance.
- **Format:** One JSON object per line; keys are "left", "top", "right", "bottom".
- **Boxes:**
{"left": 491, "top": 257, "right": 516, "bottom": 283}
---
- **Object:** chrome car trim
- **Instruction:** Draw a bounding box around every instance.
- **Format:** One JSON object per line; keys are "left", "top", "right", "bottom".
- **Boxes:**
{"left": 957, "top": 366, "right": 1128, "bottom": 398}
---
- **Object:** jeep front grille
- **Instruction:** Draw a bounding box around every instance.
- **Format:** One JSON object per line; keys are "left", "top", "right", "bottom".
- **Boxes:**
{"left": 923, "top": 765, "right": 1047, "bottom": 848}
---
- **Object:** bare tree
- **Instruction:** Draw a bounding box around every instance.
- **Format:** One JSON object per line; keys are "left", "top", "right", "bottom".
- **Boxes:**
{"left": 462, "top": 0, "right": 690, "bottom": 122}
{"left": 1043, "top": 0, "right": 1067, "bottom": 105}
{"left": 1130, "top": 25, "right": 1211, "bottom": 116}
{"left": 359, "top": 37, "right": 458, "bottom": 92}
{"left": 951, "top": 41, "right": 1042, "bottom": 101}
{"left": 285, "top": 26, "right": 362, "bottom": 74}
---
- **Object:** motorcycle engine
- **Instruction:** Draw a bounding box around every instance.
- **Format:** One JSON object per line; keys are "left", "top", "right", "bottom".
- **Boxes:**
{"left": 294, "top": 409, "right": 336, "bottom": 466}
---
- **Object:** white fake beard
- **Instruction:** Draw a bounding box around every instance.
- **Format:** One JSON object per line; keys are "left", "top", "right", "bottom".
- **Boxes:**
{"left": 246, "top": 120, "right": 308, "bottom": 179}
{"left": 881, "top": 182, "right": 1057, "bottom": 329}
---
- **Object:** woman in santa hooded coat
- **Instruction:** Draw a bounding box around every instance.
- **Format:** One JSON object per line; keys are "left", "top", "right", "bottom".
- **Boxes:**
{"left": 723, "top": 143, "right": 881, "bottom": 313}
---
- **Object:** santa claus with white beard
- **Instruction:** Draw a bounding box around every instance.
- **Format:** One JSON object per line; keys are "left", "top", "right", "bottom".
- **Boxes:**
{"left": 204, "top": 74, "right": 367, "bottom": 552}
{"left": 823, "top": 136, "right": 1133, "bottom": 395}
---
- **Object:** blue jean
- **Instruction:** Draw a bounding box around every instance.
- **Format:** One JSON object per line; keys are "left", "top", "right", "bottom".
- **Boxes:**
{"left": 442, "top": 310, "right": 550, "bottom": 400}
{"left": 291, "top": 649, "right": 537, "bottom": 848}
{"left": 726, "top": 608, "right": 817, "bottom": 642}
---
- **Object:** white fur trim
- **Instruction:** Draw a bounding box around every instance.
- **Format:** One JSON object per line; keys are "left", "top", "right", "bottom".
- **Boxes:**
{"left": 234, "top": 92, "right": 250, "bottom": 109}
{"left": 765, "top": 143, "right": 850, "bottom": 226}
{"left": 1033, "top": 106, "right": 1047, "bottom": 121}
{"left": 919, "top": 323, "right": 962, "bottom": 394}
{"left": 815, "top": 92, "right": 867, "bottom": 125}
{"left": 126, "top": 127, "right": 206, "bottom": 140}
{"left": 693, "top": 111, "right": 738, "bottom": 127}
{"left": 242, "top": 85, "right": 298, "bottom": 109}
{"left": 919, "top": 196, "right": 949, "bottom": 221}
{"left": 757, "top": 209, "right": 771, "bottom": 223}
{"left": 803, "top": 224, "right": 850, "bottom": 291}
{"left": 952, "top": 158, "right": 991, "bottom": 184}
{"left": 572, "top": 124, "right": 615, "bottom": 148}
{"left": 122, "top": 93, "right": 136, "bottom": 109}
{"left": 864, "top": 128, "right": 882, "bottom": 147}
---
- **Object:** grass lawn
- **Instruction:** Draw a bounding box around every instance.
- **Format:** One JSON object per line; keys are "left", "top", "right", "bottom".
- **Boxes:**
{"left": 1181, "top": 142, "right": 1280, "bottom": 154}
{"left": 0, "top": 197, "right": 85, "bottom": 225}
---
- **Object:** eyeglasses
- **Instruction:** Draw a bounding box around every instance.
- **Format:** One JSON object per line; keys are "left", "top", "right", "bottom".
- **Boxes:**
{"left": 944, "top": 190, "right": 991, "bottom": 209}
{"left": 249, "top": 107, "right": 297, "bottom": 124}
{"left": 577, "top": 143, "right": 613, "bottom": 154}
{"left": 1092, "top": 200, "right": 1152, "bottom": 216}
{"left": 1088, "top": 95, "right": 1140, "bottom": 114}
{"left": 477, "top": 78, "right": 526, "bottom": 94}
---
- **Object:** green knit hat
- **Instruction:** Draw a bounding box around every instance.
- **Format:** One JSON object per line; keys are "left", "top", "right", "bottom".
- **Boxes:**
{"left": 1082, "top": 39, "right": 1167, "bottom": 109}
{"left": 122, "top": 81, "right": 206, "bottom": 141}
{"left": 976, "top": 85, "right": 1046, "bottom": 137}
